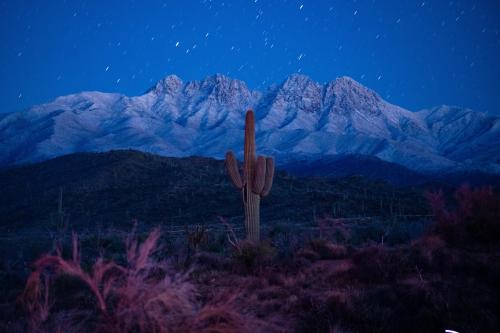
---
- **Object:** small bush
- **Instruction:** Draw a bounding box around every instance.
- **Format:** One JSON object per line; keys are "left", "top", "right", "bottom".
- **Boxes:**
{"left": 296, "top": 248, "right": 321, "bottom": 262}
{"left": 426, "top": 185, "right": 500, "bottom": 244}
{"left": 309, "top": 239, "right": 348, "bottom": 260}
{"left": 351, "top": 245, "right": 409, "bottom": 284}
{"left": 21, "top": 230, "right": 196, "bottom": 332}
{"left": 232, "top": 240, "right": 277, "bottom": 273}
{"left": 410, "top": 234, "right": 446, "bottom": 267}
{"left": 187, "top": 305, "right": 251, "bottom": 333}
{"left": 20, "top": 229, "right": 259, "bottom": 333}
{"left": 317, "top": 217, "right": 351, "bottom": 242}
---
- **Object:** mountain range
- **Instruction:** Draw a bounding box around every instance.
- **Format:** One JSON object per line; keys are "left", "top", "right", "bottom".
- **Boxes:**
{"left": 1, "top": 73, "right": 499, "bottom": 176}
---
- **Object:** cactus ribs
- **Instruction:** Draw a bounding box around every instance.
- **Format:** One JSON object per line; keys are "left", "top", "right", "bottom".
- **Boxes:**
{"left": 225, "top": 110, "right": 275, "bottom": 242}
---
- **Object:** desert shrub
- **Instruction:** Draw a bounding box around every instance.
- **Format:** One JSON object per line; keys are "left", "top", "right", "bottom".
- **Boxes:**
{"left": 268, "top": 222, "right": 302, "bottom": 258}
{"left": 317, "top": 217, "right": 351, "bottom": 243}
{"left": 185, "top": 224, "right": 208, "bottom": 253}
{"left": 93, "top": 235, "right": 124, "bottom": 254}
{"left": 294, "top": 290, "right": 352, "bottom": 333}
{"left": 410, "top": 234, "right": 446, "bottom": 268}
{"left": 296, "top": 248, "right": 321, "bottom": 262}
{"left": 232, "top": 240, "right": 277, "bottom": 273}
{"left": 328, "top": 324, "right": 354, "bottom": 333}
{"left": 351, "top": 245, "right": 410, "bottom": 284}
{"left": 349, "top": 285, "right": 444, "bottom": 333}
{"left": 384, "top": 219, "right": 430, "bottom": 245}
{"left": 267, "top": 222, "right": 290, "bottom": 239}
{"left": 186, "top": 305, "right": 252, "bottom": 333}
{"left": 21, "top": 229, "right": 197, "bottom": 332}
{"left": 202, "top": 230, "right": 228, "bottom": 254}
{"left": 348, "top": 220, "right": 387, "bottom": 245}
{"left": 192, "top": 251, "right": 231, "bottom": 272}
{"left": 350, "top": 279, "right": 499, "bottom": 333}
{"left": 426, "top": 185, "right": 500, "bottom": 245}
{"left": 349, "top": 218, "right": 431, "bottom": 247}
{"left": 217, "top": 216, "right": 277, "bottom": 272}
{"left": 294, "top": 293, "right": 334, "bottom": 333}
{"left": 20, "top": 228, "right": 265, "bottom": 332}
{"left": 308, "top": 239, "right": 348, "bottom": 260}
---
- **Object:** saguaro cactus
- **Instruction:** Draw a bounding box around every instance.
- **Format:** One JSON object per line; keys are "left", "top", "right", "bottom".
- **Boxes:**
{"left": 225, "top": 110, "right": 275, "bottom": 242}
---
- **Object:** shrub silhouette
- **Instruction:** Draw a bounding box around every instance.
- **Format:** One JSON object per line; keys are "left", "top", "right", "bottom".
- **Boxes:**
{"left": 426, "top": 185, "right": 500, "bottom": 244}
{"left": 13, "top": 184, "right": 499, "bottom": 332}
{"left": 20, "top": 229, "right": 253, "bottom": 333}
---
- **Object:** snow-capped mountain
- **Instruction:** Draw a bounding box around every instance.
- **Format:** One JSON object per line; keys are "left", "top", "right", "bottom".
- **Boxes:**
{"left": 0, "top": 73, "right": 499, "bottom": 174}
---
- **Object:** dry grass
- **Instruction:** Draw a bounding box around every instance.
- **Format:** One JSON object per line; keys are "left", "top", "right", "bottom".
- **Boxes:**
{"left": 20, "top": 228, "right": 252, "bottom": 333}
{"left": 15, "top": 185, "right": 500, "bottom": 332}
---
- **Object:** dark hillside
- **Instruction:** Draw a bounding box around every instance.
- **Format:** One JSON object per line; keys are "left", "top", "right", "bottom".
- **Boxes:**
{"left": 0, "top": 150, "right": 429, "bottom": 230}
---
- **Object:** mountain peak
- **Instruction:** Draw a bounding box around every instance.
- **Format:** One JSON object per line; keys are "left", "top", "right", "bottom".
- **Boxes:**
{"left": 282, "top": 73, "right": 314, "bottom": 85}
{"left": 330, "top": 76, "right": 375, "bottom": 93}
{"left": 333, "top": 76, "right": 360, "bottom": 85}
{"left": 287, "top": 73, "right": 312, "bottom": 80}
{"left": 324, "top": 75, "right": 382, "bottom": 114}
{"left": 280, "top": 73, "right": 321, "bottom": 92}
{"left": 149, "top": 74, "right": 183, "bottom": 95}
{"left": 209, "top": 73, "right": 230, "bottom": 81}
{"left": 198, "top": 73, "right": 249, "bottom": 89}
{"left": 201, "top": 73, "right": 238, "bottom": 85}
{"left": 197, "top": 74, "right": 252, "bottom": 105}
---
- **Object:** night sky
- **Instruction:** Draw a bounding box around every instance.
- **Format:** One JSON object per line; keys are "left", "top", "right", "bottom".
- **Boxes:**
{"left": 1, "top": 0, "right": 499, "bottom": 115}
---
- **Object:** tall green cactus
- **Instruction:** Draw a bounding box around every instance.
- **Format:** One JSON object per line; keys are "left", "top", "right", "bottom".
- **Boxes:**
{"left": 225, "top": 110, "right": 275, "bottom": 242}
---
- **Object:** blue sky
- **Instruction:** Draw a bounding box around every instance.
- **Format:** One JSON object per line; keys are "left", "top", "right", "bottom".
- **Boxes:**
{"left": 1, "top": 0, "right": 499, "bottom": 114}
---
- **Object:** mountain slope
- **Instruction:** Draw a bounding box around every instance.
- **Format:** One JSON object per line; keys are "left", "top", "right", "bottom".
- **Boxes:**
{"left": 281, "top": 154, "right": 500, "bottom": 186}
{"left": 0, "top": 74, "right": 498, "bottom": 174}
{"left": 0, "top": 150, "right": 429, "bottom": 228}
{"left": 281, "top": 155, "right": 429, "bottom": 186}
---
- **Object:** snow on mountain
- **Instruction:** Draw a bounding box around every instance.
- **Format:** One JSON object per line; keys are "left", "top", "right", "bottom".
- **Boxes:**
{"left": 0, "top": 73, "right": 498, "bottom": 174}
{"left": 418, "top": 105, "right": 500, "bottom": 167}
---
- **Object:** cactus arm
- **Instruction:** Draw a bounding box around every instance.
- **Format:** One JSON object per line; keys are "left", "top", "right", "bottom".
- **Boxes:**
{"left": 260, "top": 157, "right": 275, "bottom": 197}
{"left": 225, "top": 151, "right": 243, "bottom": 189}
{"left": 252, "top": 156, "right": 266, "bottom": 194}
